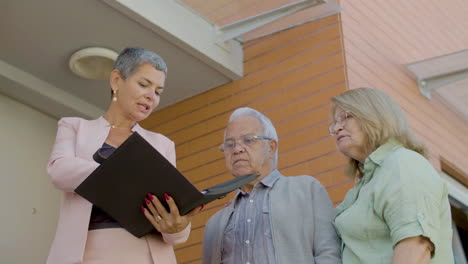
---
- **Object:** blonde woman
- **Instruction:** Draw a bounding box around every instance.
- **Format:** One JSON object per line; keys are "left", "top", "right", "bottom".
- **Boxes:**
{"left": 329, "top": 88, "right": 453, "bottom": 264}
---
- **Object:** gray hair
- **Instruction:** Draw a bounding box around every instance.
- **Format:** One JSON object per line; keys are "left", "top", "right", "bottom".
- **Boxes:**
{"left": 113, "top": 47, "right": 167, "bottom": 79}
{"left": 228, "top": 107, "right": 279, "bottom": 167}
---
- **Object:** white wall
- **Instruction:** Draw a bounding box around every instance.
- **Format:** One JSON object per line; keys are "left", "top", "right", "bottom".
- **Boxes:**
{"left": 0, "top": 93, "right": 60, "bottom": 263}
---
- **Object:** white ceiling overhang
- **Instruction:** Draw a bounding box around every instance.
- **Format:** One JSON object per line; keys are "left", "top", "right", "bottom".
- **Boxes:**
{"left": 102, "top": 0, "right": 243, "bottom": 79}
{"left": 0, "top": 0, "right": 242, "bottom": 119}
{"left": 406, "top": 49, "right": 468, "bottom": 121}
{"left": 0, "top": 0, "right": 339, "bottom": 119}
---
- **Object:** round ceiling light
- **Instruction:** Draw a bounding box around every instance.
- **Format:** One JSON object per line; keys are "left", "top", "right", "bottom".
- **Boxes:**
{"left": 69, "top": 47, "right": 118, "bottom": 80}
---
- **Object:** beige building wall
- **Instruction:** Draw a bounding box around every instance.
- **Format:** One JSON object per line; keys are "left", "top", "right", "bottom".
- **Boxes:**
{"left": 341, "top": 0, "right": 468, "bottom": 177}
{"left": 0, "top": 93, "right": 60, "bottom": 263}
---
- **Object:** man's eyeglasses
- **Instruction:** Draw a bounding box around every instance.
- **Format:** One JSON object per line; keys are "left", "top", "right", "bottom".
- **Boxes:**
{"left": 219, "top": 133, "right": 272, "bottom": 152}
{"left": 329, "top": 111, "right": 353, "bottom": 136}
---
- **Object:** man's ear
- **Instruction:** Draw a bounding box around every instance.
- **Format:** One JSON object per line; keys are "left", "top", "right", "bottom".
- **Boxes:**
{"left": 269, "top": 139, "right": 277, "bottom": 158}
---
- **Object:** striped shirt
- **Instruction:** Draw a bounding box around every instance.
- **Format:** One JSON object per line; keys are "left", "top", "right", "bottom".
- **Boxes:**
{"left": 221, "top": 170, "right": 280, "bottom": 264}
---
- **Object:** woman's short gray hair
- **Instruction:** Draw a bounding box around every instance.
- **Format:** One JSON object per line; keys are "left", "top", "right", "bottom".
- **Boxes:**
{"left": 228, "top": 107, "right": 279, "bottom": 167}
{"left": 113, "top": 47, "right": 167, "bottom": 79}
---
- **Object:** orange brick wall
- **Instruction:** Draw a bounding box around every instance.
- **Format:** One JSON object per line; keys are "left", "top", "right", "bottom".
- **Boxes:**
{"left": 141, "top": 14, "right": 348, "bottom": 263}
{"left": 341, "top": 0, "right": 468, "bottom": 178}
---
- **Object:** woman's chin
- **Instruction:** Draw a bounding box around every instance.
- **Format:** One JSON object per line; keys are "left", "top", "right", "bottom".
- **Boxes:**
{"left": 337, "top": 142, "right": 349, "bottom": 152}
{"left": 337, "top": 145, "right": 352, "bottom": 157}
{"left": 130, "top": 111, "right": 150, "bottom": 122}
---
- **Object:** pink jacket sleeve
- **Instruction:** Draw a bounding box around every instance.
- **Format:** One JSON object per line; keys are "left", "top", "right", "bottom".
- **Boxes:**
{"left": 166, "top": 140, "right": 176, "bottom": 167}
{"left": 47, "top": 118, "right": 98, "bottom": 192}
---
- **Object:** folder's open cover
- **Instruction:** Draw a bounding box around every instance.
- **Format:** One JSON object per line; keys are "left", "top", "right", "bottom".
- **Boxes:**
{"left": 75, "top": 132, "right": 259, "bottom": 238}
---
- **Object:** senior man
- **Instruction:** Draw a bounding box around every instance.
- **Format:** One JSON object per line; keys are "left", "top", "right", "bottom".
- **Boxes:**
{"left": 202, "top": 107, "right": 341, "bottom": 264}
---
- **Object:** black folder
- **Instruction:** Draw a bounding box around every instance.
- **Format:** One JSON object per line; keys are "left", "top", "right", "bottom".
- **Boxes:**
{"left": 75, "top": 132, "right": 259, "bottom": 237}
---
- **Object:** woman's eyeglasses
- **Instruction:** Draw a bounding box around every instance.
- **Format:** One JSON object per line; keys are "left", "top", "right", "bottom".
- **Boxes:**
{"left": 219, "top": 133, "right": 272, "bottom": 152}
{"left": 329, "top": 111, "right": 353, "bottom": 136}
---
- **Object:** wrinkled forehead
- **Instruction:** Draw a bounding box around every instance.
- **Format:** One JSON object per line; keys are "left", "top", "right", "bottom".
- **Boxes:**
{"left": 225, "top": 116, "right": 263, "bottom": 139}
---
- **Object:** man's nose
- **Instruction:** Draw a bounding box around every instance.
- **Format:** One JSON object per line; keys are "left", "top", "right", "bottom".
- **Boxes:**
{"left": 232, "top": 141, "right": 246, "bottom": 153}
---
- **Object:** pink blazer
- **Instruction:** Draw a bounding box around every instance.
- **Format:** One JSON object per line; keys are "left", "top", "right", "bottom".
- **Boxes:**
{"left": 47, "top": 117, "right": 190, "bottom": 264}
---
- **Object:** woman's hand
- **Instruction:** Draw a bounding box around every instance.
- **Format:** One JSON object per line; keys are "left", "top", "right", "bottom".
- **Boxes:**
{"left": 141, "top": 193, "right": 203, "bottom": 234}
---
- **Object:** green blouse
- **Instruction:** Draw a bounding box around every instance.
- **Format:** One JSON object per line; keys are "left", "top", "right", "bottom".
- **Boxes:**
{"left": 334, "top": 140, "right": 454, "bottom": 264}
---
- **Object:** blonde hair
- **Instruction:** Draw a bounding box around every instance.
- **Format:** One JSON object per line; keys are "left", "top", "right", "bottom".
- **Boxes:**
{"left": 331, "top": 88, "right": 427, "bottom": 178}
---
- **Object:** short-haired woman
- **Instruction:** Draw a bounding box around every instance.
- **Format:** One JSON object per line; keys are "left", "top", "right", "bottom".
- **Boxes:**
{"left": 330, "top": 88, "right": 453, "bottom": 264}
{"left": 47, "top": 47, "right": 201, "bottom": 264}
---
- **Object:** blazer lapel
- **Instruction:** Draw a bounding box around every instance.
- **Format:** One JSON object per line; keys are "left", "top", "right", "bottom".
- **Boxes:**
{"left": 76, "top": 117, "right": 111, "bottom": 161}
{"left": 132, "top": 123, "right": 166, "bottom": 154}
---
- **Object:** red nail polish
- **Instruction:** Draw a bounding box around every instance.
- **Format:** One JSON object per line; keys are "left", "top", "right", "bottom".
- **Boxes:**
{"left": 147, "top": 193, "right": 154, "bottom": 200}
{"left": 200, "top": 204, "right": 205, "bottom": 211}
{"left": 144, "top": 197, "right": 150, "bottom": 205}
{"left": 164, "top": 193, "right": 170, "bottom": 201}
{"left": 140, "top": 205, "right": 145, "bottom": 213}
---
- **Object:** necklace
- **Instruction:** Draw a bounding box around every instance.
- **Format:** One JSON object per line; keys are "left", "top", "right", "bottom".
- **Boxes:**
{"left": 108, "top": 124, "right": 134, "bottom": 130}
{"left": 103, "top": 115, "right": 135, "bottom": 130}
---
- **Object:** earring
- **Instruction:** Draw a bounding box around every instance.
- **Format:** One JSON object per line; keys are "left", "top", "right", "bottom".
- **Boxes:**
{"left": 112, "top": 90, "right": 117, "bottom": 102}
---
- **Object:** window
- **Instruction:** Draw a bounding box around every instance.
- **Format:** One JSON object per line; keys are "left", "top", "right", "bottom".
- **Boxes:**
{"left": 440, "top": 171, "right": 468, "bottom": 264}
